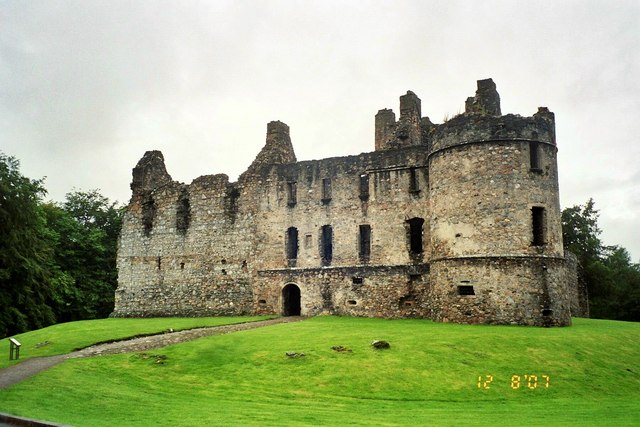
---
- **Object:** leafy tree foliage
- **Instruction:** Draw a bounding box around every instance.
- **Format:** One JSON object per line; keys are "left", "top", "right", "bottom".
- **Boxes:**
{"left": 562, "top": 199, "right": 640, "bottom": 321}
{"left": 44, "top": 191, "right": 123, "bottom": 321}
{"left": 0, "top": 153, "right": 56, "bottom": 336}
{"left": 562, "top": 199, "right": 603, "bottom": 262}
{"left": 0, "top": 152, "right": 123, "bottom": 337}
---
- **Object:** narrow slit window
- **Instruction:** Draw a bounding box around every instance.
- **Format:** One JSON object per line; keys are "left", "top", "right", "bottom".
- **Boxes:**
{"left": 142, "top": 194, "right": 156, "bottom": 237}
{"left": 287, "top": 181, "right": 297, "bottom": 207}
{"left": 530, "top": 141, "right": 541, "bottom": 171}
{"left": 359, "top": 224, "right": 371, "bottom": 262}
{"left": 322, "top": 178, "right": 332, "bottom": 203}
{"left": 531, "top": 207, "right": 545, "bottom": 246}
{"left": 359, "top": 174, "right": 370, "bottom": 200}
{"left": 407, "top": 217, "right": 425, "bottom": 254}
{"left": 176, "top": 189, "right": 191, "bottom": 234}
{"left": 320, "top": 225, "right": 333, "bottom": 266}
{"left": 409, "top": 168, "right": 420, "bottom": 192}
{"left": 286, "top": 227, "right": 299, "bottom": 260}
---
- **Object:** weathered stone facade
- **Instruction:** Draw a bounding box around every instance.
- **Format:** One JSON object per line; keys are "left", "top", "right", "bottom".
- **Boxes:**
{"left": 113, "top": 79, "right": 581, "bottom": 326}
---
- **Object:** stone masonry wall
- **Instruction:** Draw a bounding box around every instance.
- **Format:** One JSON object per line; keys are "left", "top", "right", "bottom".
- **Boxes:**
{"left": 254, "top": 265, "right": 431, "bottom": 318}
{"left": 429, "top": 257, "right": 571, "bottom": 326}
{"left": 113, "top": 159, "right": 255, "bottom": 317}
{"left": 113, "top": 78, "right": 580, "bottom": 325}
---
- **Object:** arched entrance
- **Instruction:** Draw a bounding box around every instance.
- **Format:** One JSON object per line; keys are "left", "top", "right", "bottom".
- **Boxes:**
{"left": 282, "top": 283, "right": 301, "bottom": 316}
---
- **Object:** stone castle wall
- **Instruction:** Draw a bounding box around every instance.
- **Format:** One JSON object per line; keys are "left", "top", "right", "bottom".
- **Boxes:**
{"left": 112, "top": 79, "right": 581, "bottom": 326}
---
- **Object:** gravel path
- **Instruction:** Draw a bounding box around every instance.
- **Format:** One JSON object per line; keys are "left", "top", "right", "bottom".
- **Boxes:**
{"left": 0, "top": 316, "right": 303, "bottom": 390}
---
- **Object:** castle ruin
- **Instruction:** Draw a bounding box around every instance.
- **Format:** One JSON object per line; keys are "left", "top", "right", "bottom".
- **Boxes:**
{"left": 112, "top": 79, "right": 580, "bottom": 326}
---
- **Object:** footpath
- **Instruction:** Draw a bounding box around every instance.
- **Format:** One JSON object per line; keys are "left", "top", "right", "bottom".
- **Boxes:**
{"left": 0, "top": 316, "right": 303, "bottom": 390}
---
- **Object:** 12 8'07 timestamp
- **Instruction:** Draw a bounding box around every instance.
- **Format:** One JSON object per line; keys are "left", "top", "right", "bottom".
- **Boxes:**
{"left": 477, "top": 375, "right": 550, "bottom": 390}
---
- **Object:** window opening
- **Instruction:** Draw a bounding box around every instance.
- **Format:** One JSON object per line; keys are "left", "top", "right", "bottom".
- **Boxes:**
{"left": 409, "top": 168, "right": 420, "bottom": 192}
{"left": 359, "top": 174, "right": 370, "bottom": 200}
{"left": 142, "top": 193, "right": 156, "bottom": 237}
{"left": 352, "top": 277, "right": 364, "bottom": 285}
{"left": 458, "top": 285, "right": 475, "bottom": 296}
{"left": 304, "top": 233, "right": 313, "bottom": 250}
{"left": 286, "top": 227, "right": 299, "bottom": 261}
{"left": 530, "top": 141, "right": 541, "bottom": 171}
{"left": 321, "top": 225, "right": 333, "bottom": 266}
{"left": 347, "top": 300, "right": 357, "bottom": 305}
{"left": 322, "top": 178, "right": 332, "bottom": 204}
{"left": 359, "top": 224, "right": 371, "bottom": 262}
{"left": 407, "top": 217, "right": 425, "bottom": 254}
{"left": 531, "top": 207, "right": 545, "bottom": 246}
{"left": 287, "top": 181, "right": 297, "bottom": 207}
{"left": 176, "top": 189, "right": 191, "bottom": 234}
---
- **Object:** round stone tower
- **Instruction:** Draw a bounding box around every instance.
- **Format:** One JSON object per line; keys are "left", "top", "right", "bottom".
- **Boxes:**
{"left": 427, "top": 79, "right": 571, "bottom": 326}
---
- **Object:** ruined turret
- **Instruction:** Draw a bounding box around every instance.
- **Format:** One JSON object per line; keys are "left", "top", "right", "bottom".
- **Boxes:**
{"left": 465, "top": 78, "right": 501, "bottom": 116}
{"left": 375, "top": 91, "right": 433, "bottom": 150}
{"left": 130, "top": 150, "right": 172, "bottom": 195}
{"left": 240, "top": 121, "right": 297, "bottom": 181}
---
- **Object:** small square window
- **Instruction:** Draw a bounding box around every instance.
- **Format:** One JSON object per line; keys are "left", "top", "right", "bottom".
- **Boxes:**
{"left": 458, "top": 285, "right": 475, "bottom": 296}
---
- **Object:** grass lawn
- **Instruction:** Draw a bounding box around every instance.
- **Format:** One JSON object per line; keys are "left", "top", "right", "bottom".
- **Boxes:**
{"left": 0, "top": 316, "right": 274, "bottom": 369}
{"left": 0, "top": 317, "right": 638, "bottom": 426}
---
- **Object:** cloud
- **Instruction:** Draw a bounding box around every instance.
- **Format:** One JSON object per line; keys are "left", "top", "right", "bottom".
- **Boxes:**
{"left": 1, "top": 0, "right": 639, "bottom": 258}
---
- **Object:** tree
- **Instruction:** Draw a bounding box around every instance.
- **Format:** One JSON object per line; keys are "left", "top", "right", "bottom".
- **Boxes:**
{"left": 45, "top": 190, "right": 123, "bottom": 321}
{"left": 562, "top": 199, "right": 640, "bottom": 321}
{"left": 0, "top": 153, "right": 56, "bottom": 336}
{"left": 562, "top": 198, "right": 604, "bottom": 263}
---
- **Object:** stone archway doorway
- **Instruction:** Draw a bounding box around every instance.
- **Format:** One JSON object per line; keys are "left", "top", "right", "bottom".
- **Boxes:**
{"left": 282, "top": 283, "right": 301, "bottom": 316}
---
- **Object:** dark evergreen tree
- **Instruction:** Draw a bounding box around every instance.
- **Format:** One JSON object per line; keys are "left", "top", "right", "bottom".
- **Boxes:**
{"left": 0, "top": 153, "right": 56, "bottom": 336}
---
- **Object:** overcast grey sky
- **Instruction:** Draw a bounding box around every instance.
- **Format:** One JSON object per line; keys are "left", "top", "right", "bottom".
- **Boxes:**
{"left": 1, "top": 0, "right": 639, "bottom": 260}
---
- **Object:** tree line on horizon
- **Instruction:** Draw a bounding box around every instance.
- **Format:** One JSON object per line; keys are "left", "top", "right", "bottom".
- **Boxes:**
{"left": 0, "top": 152, "right": 638, "bottom": 337}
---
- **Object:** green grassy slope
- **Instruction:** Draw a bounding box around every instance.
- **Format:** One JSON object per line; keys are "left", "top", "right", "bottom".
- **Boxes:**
{"left": 1, "top": 317, "right": 638, "bottom": 426}
{"left": 0, "top": 316, "right": 274, "bottom": 369}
